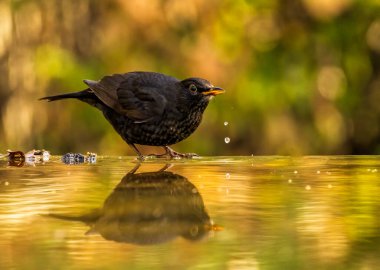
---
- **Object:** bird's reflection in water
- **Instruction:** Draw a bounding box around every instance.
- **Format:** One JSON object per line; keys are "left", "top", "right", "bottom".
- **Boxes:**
{"left": 50, "top": 163, "right": 221, "bottom": 245}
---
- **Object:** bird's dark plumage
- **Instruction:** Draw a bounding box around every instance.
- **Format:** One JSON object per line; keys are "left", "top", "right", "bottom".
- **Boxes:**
{"left": 40, "top": 71, "right": 224, "bottom": 159}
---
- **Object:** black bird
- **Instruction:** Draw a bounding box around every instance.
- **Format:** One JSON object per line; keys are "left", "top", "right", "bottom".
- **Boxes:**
{"left": 40, "top": 72, "right": 224, "bottom": 159}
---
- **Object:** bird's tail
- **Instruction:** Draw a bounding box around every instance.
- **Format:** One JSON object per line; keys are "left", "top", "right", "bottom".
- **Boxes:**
{"left": 39, "top": 89, "right": 92, "bottom": 102}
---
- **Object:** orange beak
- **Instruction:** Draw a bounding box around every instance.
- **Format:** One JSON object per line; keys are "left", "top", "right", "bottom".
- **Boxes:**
{"left": 202, "top": 86, "right": 225, "bottom": 96}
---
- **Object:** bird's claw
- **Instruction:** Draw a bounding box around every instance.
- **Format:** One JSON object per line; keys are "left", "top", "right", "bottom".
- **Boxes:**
{"left": 133, "top": 146, "right": 198, "bottom": 160}
{"left": 164, "top": 146, "right": 198, "bottom": 159}
{"left": 138, "top": 147, "right": 198, "bottom": 160}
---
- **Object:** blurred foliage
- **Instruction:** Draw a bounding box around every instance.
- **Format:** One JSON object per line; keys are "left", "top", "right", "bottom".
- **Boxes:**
{"left": 1, "top": 0, "right": 380, "bottom": 155}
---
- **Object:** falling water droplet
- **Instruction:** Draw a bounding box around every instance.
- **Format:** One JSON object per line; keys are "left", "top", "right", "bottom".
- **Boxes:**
{"left": 224, "top": 137, "right": 230, "bottom": 144}
{"left": 224, "top": 121, "right": 229, "bottom": 126}
{"left": 225, "top": 173, "right": 230, "bottom": 179}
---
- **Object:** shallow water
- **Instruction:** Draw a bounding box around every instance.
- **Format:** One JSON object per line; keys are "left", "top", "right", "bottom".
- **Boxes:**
{"left": 0, "top": 156, "right": 380, "bottom": 269}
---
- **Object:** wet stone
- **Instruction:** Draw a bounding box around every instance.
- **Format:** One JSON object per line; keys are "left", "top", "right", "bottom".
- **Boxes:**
{"left": 25, "top": 149, "right": 50, "bottom": 163}
{"left": 6, "top": 150, "right": 25, "bottom": 167}
{"left": 62, "top": 152, "right": 97, "bottom": 164}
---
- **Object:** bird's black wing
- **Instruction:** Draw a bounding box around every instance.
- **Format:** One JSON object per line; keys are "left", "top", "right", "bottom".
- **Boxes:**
{"left": 84, "top": 72, "right": 176, "bottom": 123}
{"left": 83, "top": 74, "right": 127, "bottom": 114}
{"left": 117, "top": 72, "right": 178, "bottom": 123}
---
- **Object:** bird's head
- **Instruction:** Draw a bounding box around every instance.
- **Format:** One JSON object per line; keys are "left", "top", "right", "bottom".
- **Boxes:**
{"left": 179, "top": 78, "right": 224, "bottom": 102}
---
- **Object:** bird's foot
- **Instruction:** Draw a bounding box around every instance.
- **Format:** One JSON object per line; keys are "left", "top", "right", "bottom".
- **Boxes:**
{"left": 143, "top": 147, "right": 198, "bottom": 159}
{"left": 145, "top": 153, "right": 166, "bottom": 159}
{"left": 131, "top": 145, "right": 198, "bottom": 160}
{"left": 163, "top": 146, "right": 199, "bottom": 159}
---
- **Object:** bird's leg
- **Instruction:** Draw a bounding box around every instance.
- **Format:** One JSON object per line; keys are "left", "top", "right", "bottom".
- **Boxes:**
{"left": 163, "top": 146, "right": 199, "bottom": 159}
{"left": 128, "top": 143, "right": 145, "bottom": 161}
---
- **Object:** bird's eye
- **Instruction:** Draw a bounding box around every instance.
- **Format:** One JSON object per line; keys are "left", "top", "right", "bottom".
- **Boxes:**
{"left": 189, "top": 84, "right": 197, "bottom": 93}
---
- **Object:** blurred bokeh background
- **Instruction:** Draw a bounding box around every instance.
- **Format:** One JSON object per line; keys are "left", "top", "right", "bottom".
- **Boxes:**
{"left": 1, "top": 0, "right": 380, "bottom": 155}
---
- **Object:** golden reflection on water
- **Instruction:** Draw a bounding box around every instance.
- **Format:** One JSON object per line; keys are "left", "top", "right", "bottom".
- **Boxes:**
{"left": 48, "top": 163, "right": 220, "bottom": 245}
{"left": 0, "top": 156, "right": 379, "bottom": 269}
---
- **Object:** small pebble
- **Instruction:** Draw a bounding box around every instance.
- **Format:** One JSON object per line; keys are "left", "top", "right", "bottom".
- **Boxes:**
{"left": 62, "top": 153, "right": 85, "bottom": 164}
{"left": 224, "top": 121, "right": 229, "bottom": 126}
{"left": 25, "top": 149, "right": 50, "bottom": 162}
{"left": 62, "top": 152, "right": 97, "bottom": 164}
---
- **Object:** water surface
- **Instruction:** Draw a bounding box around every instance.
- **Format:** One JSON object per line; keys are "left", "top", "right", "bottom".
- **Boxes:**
{"left": 0, "top": 156, "right": 380, "bottom": 269}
